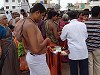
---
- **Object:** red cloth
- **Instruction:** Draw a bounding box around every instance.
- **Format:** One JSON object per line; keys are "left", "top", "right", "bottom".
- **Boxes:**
{"left": 59, "top": 19, "right": 69, "bottom": 31}
{"left": 20, "top": 56, "right": 29, "bottom": 71}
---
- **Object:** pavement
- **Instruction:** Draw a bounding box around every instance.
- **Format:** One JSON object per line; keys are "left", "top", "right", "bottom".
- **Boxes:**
{"left": 62, "top": 63, "right": 70, "bottom": 75}
{"left": 21, "top": 63, "right": 70, "bottom": 75}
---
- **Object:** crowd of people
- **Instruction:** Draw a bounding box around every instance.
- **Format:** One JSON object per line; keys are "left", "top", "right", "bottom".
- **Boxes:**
{"left": 0, "top": 3, "right": 100, "bottom": 75}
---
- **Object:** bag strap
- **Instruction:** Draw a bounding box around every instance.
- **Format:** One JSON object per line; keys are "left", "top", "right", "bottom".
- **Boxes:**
{"left": 21, "top": 19, "right": 26, "bottom": 38}
{"left": 28, "top": 18, "right": 35, "bottom": 23}
{"left": 21, "top": 18, "right": 34, "bottom": 38}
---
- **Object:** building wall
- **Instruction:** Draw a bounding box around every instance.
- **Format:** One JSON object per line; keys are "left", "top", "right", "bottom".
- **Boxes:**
{"left": 74, "top": 3, "right": 90, "bottom": 10}
{"left": 90, "top": 0, "right": 100, "bottom": 1}
{"left": 4, "top": 0, "right": 20, "bottom": 12}
{"left": 4, "top": 0, "right": 29, "bottom": 13}
{"left": 89, "top": 0, "right": 100, "bottom": 7}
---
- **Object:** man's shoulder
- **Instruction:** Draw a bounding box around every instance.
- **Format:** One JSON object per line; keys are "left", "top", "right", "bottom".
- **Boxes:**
{"left": 85, "top": 19, "right": 100, "bottom": 25}
{"left": 48, "top": 20, "right": 53, "bottom": 25}
{"left": 0, "top": 25, "right": 3, "bottom": 28}
{"left": 23, "top": 22, "right": 37, "bottom": 35}
{"left": 69, "top": 21, "right": 85, "bottom": 26}
{"left": 63, "top": 24, "right": 70, "bottom": 29}
{"left": 77, "top": 21, "right": 85, "bottom": 25}
{"left": 24, "top": 20, "right": 36, "bottom": 29}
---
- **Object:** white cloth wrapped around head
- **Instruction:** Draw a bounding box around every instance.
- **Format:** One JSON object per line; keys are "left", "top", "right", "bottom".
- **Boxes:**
{"left": 62, "top": 14, "right": 68, "bottom": 21}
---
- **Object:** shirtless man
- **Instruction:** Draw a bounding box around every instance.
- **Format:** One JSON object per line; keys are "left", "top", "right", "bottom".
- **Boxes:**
{"left": 22, "top": 3, "right": 51, "bottom": 75}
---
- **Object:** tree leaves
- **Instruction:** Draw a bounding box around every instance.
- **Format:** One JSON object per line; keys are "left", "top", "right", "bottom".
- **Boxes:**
{"left": 18, "top": 42, "right": 25, "bottom": 58}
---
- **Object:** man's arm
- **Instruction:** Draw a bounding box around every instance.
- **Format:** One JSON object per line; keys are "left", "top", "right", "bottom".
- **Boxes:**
{"left": 60, "top": 25, "right": 68, "bottom": 41}
{"left": 26, "top": 24, "right": 49, "bottom": 54}
{"left": 38, "top": 38, "right": 50, "bottom": 53}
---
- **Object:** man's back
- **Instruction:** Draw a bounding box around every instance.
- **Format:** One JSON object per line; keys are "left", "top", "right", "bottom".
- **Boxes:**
{"left": 60, "top": 19, "right": 88, "bottom": 60}
{"left": 66, "top": 19, "right": 87, "bottom": 43}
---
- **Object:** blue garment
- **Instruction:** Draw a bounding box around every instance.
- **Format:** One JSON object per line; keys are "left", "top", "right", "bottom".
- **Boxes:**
{"left": 0, "top": 25, "right": 6, "bottom": 40}
{"left": 69, "top": 58, "right": 89, "bottom": 75}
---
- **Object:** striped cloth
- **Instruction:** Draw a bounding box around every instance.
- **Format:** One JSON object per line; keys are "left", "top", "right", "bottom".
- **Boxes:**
{"left": 85, "top": 19, "right": 100, "bottom": 51}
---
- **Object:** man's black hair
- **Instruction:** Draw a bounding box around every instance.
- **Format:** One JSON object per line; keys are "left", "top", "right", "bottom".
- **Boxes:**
{"left": 84, "top": 9, "right": 89, "bottom": 12}
{"left": 6, "top": 11, "right": 8, "bottom": 14}
{"left": 91, "top": 6, "right": 100, "bottom": 17}
{"left": 47, "top": 10, "right": 58, "bottom": 19}
{"left": 10, "top": 11, "right": 12, "bottom": 13}
{"left": 30, "top": 3, "right": 46, "bottom": 14}
{"left": 67, "top": 10, "right": 78, "bottom": 19}
{"left": 20, "top": 9, "right": 25, "bottom": 13}
{"left": 57, "top": 13, "right": 60, "bottom": 17}
{"left": 77, "top": 11, "right": 83, "bottom": 18}
{"left": 82, "top": 11, "right": 89, "bottom": 16}
{"left": 8, "top": 25, "right": 15, "bottom": 30}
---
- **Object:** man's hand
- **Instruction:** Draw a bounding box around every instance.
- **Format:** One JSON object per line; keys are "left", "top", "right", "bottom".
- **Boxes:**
{"left": 45, "top": 38, "right": 51, "bottom": 45}
{"left": 61, "top": 50, "right": 70, "bottom": 55}
{"left": 64, "top": 50, "right": 70, "bottom": 54}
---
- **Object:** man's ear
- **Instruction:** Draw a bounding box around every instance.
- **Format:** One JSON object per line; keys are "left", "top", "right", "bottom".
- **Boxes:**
{"left": 35, "top": 11, "right": 40, "bottom": 15}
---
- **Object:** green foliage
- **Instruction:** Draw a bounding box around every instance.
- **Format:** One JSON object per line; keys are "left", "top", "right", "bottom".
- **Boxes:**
{"left": 18, "top": 42, "right": 25, "bottom": 58}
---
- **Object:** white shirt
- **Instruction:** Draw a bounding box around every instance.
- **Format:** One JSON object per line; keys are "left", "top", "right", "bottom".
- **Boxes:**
{"left": 60, "top": 19, "right": 88, "bottom": 60}
{"left": 20, "top": 14, "right": 24, "bottom": 19}
{"left": 5, "top": 13, "right": 12, "bottom": 21}
{"left": 12, "top": 19, "right": 15, "bottom": 26}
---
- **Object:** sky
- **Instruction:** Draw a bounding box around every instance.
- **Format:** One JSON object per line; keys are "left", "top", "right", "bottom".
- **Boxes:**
{"left": 0, "top": 0, "right": 87, "bottom": 9}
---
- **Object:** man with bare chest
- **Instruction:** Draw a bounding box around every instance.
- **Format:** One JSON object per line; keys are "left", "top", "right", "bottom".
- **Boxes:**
{"left": 21, "top": 3, "right": 51, "bottom": 75}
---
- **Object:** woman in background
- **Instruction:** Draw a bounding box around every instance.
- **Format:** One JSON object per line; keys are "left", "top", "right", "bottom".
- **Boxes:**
{"left": 0, "top": 14, "right": 21, "bottom": 75}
